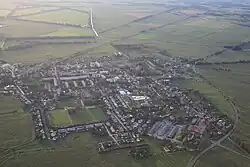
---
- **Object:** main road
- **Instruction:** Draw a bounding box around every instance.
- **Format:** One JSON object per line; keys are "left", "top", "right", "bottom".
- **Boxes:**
{"left": 186, "top": 100, "right": 239, "bottom": 167}
{"left": 89, "top": 8, "right": 99, "bottom": 37}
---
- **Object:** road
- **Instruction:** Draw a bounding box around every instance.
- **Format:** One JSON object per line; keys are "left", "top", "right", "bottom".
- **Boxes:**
{"left": 186, "top": 100, "right": 239, "bottom": 167}
{"left": 219, "top": 144, "right": 250, "bottom": 160}
{"left": 89, "top": 8, "right": 99, "bottom": 37}
{"left": 104, "top": 124, "right": 120, "bottom": 145}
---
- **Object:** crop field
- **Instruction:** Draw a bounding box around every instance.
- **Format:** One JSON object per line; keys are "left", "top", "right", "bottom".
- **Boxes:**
{"left": 206, "top": 50, "right": 250, "bottom": 63}
{"left": 41, "top": 27, "right": 94, "bottom": 37}
{"left": 12, "top": 7, "right": 58, "bottom": 16}
{"left": 2, "top": 132, "right": 192, "bottom": 167}
{"left": 88, "top": 44, "right": 117, "bottom": 54}
{"left": 197, "top": 64, "right": 250, "bottom": 143}
{"left": 196, "top": 147, "right": 250, "bottom": 167}
{"left": 174, "top": 79, "right": 234, "bottom": 117}
{"left": 70, "top": 106, "right": 107, "bottom": 124}
{"left": 0, "top": 96, "right": 32, "bottom": 156}
{"left": 0, "top": 20, "right": 64, "bottom": 37}
{"left": 128, "top": 15, "right": 250, "bottom": 58}
{"left": 1, "top": 43, "right": 96, "bottom": 64}
{"left": 88, "top": 4, "right": 164, "bottom": 32}
{"left": 20, "top": 9, "right": 89, "bottom": 25}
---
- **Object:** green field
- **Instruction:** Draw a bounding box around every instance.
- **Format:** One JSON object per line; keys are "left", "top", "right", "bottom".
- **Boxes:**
{"left": 2, "top": 132, "right": 192, "bottom": 167}
{"left": 51, "top": 106, "right": 107, "bottom": 126}
{"left": 0, "top": 20, "right": 64, "bottom": 37}
{"left": 70, "top": 106, "right": 107, "bottom": 124}
{"left": 1, "top": 0, "right": 250, "bottom": 167}
{"left": 51, "top": 109, "right": 72, "bottom": 127}
{"left": 13, "top": 7, "right": 57, "bottom": 16}
{"left": 206, "top": 50, "right": 250, "bottom": 63}
{"left": 41, "top": 27, "right": 94, "bottom": 37}
{"left": 20, "top": 9, "right": 89, "bottom": 25}
{"left": 197, "top": 64, "right": 250, "bottom": 143}
{"left": 196, "top": 147, "right": 250, "bottom": 167}
{"left": 0, "top": 96, "right": 32, "bottom": 157}
{"left": 175, "top": 79, "right": 234, "bottom": 117}
{"left": 1, "top": 43, "right": 96, "bottom": 64}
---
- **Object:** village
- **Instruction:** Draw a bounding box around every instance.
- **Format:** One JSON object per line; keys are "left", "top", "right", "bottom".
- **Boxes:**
{"left": 0, "top": 53, "right": 233, "bottom": 156}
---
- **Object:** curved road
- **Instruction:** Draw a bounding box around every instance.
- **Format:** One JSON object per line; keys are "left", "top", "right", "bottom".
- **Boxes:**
{"left": 186, "top": 100, "right": 239, "bottom": 167}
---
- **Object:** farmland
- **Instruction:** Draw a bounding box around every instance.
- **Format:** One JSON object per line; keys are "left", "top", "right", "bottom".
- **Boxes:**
{"left": 2, "top": 133, "right": 192, "bottom": 167}
{"left": 12, "top": 7, "right": 58, "bottom": 16}
{"left": 1, "top": 43, "right": 97, "bottom": 64}
{"left": 196, "top": 147, "right": 250, "bottom": 167}
{"left": 20, "top": 9, "right": 89, "bottom": 25}
{"left": 41, "top": 28, "right": 94, "bottom": 37}
{"left": 197, "top": 64, "right": 250, "bottom": 144}
{"left": 0, "top": 96, "right": 33, "bottom": 157}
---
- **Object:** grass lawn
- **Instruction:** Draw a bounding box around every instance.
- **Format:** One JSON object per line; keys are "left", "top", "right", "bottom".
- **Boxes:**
{"left": 51, "top": 109, "right": 72, "bottom": 127}
{"left": 20, "top": 9, "right": 89, "bottom": 25}
{"left": 70, "top": 106, "right": 107, "bottom": 124}
{"left": 0, "top": 96, "right": 33, "bottom": 156}
{"left": 41, "top": 28, "right": 94, "bottom": 37}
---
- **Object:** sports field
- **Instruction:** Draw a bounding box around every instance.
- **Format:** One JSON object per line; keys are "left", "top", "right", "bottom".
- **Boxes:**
{"left": 51, "top": 109, "right": 72, "bottom": 127}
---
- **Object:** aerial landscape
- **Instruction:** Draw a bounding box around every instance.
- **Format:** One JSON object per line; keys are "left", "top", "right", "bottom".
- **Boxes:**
{"left": 0, "top": 0, "right": 250, "bottom": 167}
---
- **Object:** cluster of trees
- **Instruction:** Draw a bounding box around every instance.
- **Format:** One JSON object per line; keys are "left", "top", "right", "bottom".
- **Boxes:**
{"left": 129, "top": 146, "right": 151, "bottom": 160}
{"left": 212, "top": 68, "right": 231, "bottom": 72}
{"left": 196, "top": 60, "right": 250, "bottom": 65}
